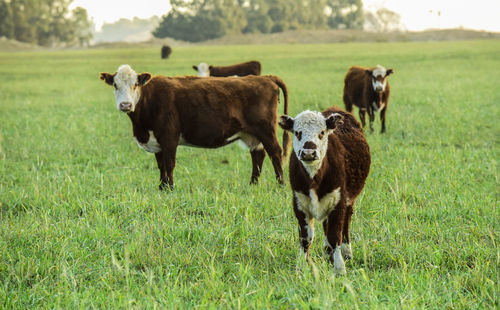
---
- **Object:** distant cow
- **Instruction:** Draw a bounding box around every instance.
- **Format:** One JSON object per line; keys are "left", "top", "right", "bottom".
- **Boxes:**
{"left": 161, "top": 45, "right": 171, "bottom": 59}
{"left": 279, "top": 107, "right": 371, "bottom": 274}
{"left": 100, "top": 65, "right": 290, "bottom": 190}
{"left": 192, "top": 60, "right": 261, "bottom": 77}
{"left": 343, "top": 65, "right": 393, "bottom": 133}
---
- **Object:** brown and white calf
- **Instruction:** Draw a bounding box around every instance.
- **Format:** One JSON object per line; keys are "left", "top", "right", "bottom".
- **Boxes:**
{"left": 192, "top": 60, "right": 261, "bottom": 77}
{"left": 343, "top": 65, "right": 393, "bottom": 133}
{"left": 100, "top": 65, "right": 290, "bottom": 190}
{"left": 279, "top": 107, "right": 371, "bottom": 274}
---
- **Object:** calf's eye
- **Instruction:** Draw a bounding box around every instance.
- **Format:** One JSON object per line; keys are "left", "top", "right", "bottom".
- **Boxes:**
{"left": 294, "top": 131, "right": 302, "bottom": 140}
{"left": 319, "top": 131, "right": 325, "bottom": 139}
{"left": 113, "top": 83, "right": 117, "bottom": 90}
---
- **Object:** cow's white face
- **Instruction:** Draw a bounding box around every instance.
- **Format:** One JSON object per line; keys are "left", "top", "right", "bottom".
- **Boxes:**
{"left": 99, "top": 64, "right": 151, "bottom": 113}
{"left": 279, "top": 111, "right": 343, "bottom": 177}
{"left": 368, "top": 65, "right": 393, "bottom": 93}
{"left": 193, "top": 62, "right": 210, "bottom": 77}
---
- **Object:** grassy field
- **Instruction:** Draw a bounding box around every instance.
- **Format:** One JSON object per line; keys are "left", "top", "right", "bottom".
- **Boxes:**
{"left": 0, "top": 40, "right": 498, "bottom": 308}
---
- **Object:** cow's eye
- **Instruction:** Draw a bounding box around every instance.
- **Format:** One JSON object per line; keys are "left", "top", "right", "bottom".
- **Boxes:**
{"left": 113, "top": 83, "right": 117, "bottom": 90}
{"left": 319, "top": 131, "right": 325, "bottom": 139}
{"left": 295, "top": 131, "right": 302, "bottom": 140}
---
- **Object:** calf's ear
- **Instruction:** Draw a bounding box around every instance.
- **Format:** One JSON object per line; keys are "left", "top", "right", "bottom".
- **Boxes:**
{"left": 100, "top": 72, "right": 115, "bottom": 86}
{"left": 192, "top": 65, "right": 198, "bottom": 71}
{"left": 208, "top": 65, "right": 213, "bottom": 70}
{"left": 325, "top": 113, "right": 343, "bottom": 130}
{"left": 386, "top": 68, "right": 394, "bottom": 76}
{"left": 137, "top": 73, "right": 152, "bottom": 85}
{"left": 279, "top": 115, "right": 294, "bottom": 131}
{"left": 365, "top": 69, "right": 373, "bottom": 76}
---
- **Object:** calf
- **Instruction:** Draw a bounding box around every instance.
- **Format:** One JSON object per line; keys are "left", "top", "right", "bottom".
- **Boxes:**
{"left": 343, "top": 65, "right": 393, "bottom": 133}
{"left": 192, "top": 60, "right": 261, "bottom": 77}
{"left": 100, "top": 65, "right": 290, "bottom": 190}
{"left": 161, "top": 45, "right": 172, "bottom": 59}
{"left": 279, "top": 107, "right": 371, "bottom": 274}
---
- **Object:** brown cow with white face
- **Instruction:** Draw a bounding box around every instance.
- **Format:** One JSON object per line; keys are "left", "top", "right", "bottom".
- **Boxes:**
{"left": 100, "top": 64, "right": 290, "bottom": 190}
{"left": 343, "top": 65, "right": 394, "bottom": 133}
{"left": 192, "top": 60, "right": 261, "bottom": 77}
{"left": 279, "top": 107, "right": 371, "bottom": 274}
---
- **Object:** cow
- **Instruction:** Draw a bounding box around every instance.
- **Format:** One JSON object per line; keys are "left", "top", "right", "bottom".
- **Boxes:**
{"left": 343, "top": 65, "right": 394, "bottom": 133}
{"left": 100, "top": 65, "right": 290, "bottom": 190}
{"left": 279, "top": 107, "right": 371, "bottom": 274}
{"left": 192, "top": 60, "right": 261, "bottom": 77}
{"left": 161, "top": 45, "right": 172, "bottom": 59}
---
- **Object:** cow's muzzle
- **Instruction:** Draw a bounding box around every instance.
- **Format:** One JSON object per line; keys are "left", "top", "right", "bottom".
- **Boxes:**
{"left": 299, "top": 149, "right": 318, "bottom": 162}
{"left": 119, "top": 102, "right": 132, "bottom": 112}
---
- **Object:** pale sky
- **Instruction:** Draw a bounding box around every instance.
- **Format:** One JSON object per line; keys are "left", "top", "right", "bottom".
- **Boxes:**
{"left": 70, "top": 0, "right": 500, "bottom": 32}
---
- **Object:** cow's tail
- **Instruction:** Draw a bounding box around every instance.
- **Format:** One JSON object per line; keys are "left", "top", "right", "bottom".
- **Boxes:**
{"left": 269, "top": 75, "right": 290, "bottom": 158}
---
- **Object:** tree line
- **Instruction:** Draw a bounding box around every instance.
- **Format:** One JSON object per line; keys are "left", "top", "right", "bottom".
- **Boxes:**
{"left": 0, "top": 0, "right": 91, "bottom": 46}
{"left": 153, "top": 0, "right": 364, "bottom": 42}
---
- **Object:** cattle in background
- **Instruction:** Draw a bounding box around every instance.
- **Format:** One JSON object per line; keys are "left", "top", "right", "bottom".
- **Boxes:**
{"left": 343, "top": 65, "right": 394, "bottom": 133}
{"left": 100, "top": 65, "right": 290, "bottom": 190}
{"left": 161, "top": 45, "right": 172, "bottom": 59}
{"left": 279, "top": 107, "right": 371, "bottom": 274}
{"left": 192, "top": 60, "right": 261, "bottom": 77}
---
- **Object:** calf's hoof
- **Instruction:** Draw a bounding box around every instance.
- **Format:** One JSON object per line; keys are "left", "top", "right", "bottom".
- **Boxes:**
{"left": 159, "top": 181, "right": 174, "bottom": 191}
{"left": 341, "top": 243, "right": 353, "bottom": 260}
{"left": 332, "top": 245, "right": 347, "bottom": 275}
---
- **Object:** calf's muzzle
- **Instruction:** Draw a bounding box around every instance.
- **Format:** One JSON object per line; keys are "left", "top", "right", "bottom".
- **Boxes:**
{"left": 119, "top": 102, "right": 132, "bottom": 112}
{"left": 299, "top": 149, "right": 318, "bottom": 161}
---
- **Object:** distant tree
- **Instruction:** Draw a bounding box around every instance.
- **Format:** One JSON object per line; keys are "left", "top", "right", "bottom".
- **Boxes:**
{"left": 326, "top": 0, "right": 363, "bottom": 29}
{"left": 364, "top": 8, "right": 402, "bottom": 32}
{"left": 0, "top": 0, "right": 15, "bottom": 38}
{"left": 0, "top": 0, "right": 92, "bottom": 46}
{"left": 71, "top": 7, "right": 92, "bottom": 46}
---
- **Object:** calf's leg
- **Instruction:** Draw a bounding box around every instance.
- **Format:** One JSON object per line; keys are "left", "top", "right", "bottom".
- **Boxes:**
{"left": 380, "top": 107, "right": 387, "bottom": 133}
{"left": 369, "top": 111, "right": 375, "bottom": 133}
{"left": 155, "top": 147, "right": 177, "bottom": 191}
{"left": 253, "top": 126, "right": 284, "bottom": 184}
{"left": 294, "top": 198, "right": 314, "bottom": 261}
{"left": 250, "top": 149, "right": 266, "bottom": 184}
{"left": 359, "top": 109, "right": 366, "bottom": 128}
{"left": 341, "top": 203, "right": 354, "bottom": 260}
{"left": 324, "top": 202, "right": 346, "bottom": 275}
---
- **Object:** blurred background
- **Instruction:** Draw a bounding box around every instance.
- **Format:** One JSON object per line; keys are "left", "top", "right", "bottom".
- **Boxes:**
{"left": 0, "top": 0, "right": 498, "bottom": 48}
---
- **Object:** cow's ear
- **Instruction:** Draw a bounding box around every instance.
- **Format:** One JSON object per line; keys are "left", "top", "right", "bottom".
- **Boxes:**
{"left": 137, "top": 73, "right": 152, "bottom": 85}
{"left": 279, "top": 115, "right": 294, "bottom": 131}
{"left": 192, "top": 65, "right": 198, "bottom": 71}
{"left": 325, "top": 113, "right": 343, "bottom": 130}
{"left": 100, "top": 72, "right": 114, "bottom": 86}
{"left": 365, "top": 69, "right": 373, "bottom": 76}
{"left": 386, "top": 68, "right": 394, "bottom": 76}
{"left": 208, "top": 65, "right": 213, "bottom": 70}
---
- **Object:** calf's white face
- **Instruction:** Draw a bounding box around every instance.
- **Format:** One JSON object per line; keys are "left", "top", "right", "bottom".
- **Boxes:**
{"left": 100, "top": 64, "right": 151, "bottom": 113}
{"left": 193, "top": 62, "right": 210, "bottom": 77}
{"left": 279, "top": 111, "right": 342, "bottom": 177}
{"left": 367, "top": 65, "right": 393, "bottom": 93}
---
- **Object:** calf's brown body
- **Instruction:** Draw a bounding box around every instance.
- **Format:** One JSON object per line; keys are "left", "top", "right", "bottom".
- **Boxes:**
{"left": 114, "top": 74, "right": 289, "bottom": 190}
{"left": 343, "top": 66, "right": 392, "bottom": 133}
{"left": 284, "top": 107, "right": 370, "bottom": 272}
{"left": 194, "top": 61, "right": 261, "bottom": 77}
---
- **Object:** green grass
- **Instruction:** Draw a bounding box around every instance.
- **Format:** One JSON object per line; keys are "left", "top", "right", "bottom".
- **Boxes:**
{"left": 0, "top": 40, "right": 499, "bottom": 308}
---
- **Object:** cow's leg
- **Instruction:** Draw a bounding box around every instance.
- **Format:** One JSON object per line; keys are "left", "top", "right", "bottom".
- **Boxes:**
{"left": 324, "top": 201, "right": 346, "bottom": 275}
{"left": 368, "top": 110, "right": 375, "bottom": 133}
{"left": 359, "top": 109, "right": 366, "bottom": 128}
{"left": 380, "top": 106, "right": 387, "bottom": 133}
{"left": 250, "top": 149, "right": 266, "bottom": 184}
{"left": 341, "top": 202, "right": 354, "bottom": 260}
{"left": 294, "top": 197, "right": 314, "bottom": 262}
{"left": 254, "top": 128, "right": 284, "bottom": 184}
